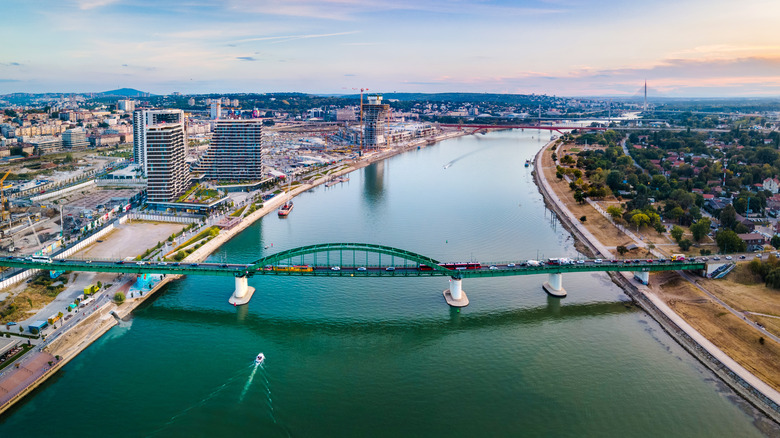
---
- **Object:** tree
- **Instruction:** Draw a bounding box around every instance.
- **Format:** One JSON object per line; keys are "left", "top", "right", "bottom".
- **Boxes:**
{"left": 573, "top": 191, "right": 585, "bottom": 204}
{"left": 715, "top": 229, "right": 747, "bottom": 253}
{"left": 580, "top": 215, "right": 587, "bottom": 223}
{"left": 631, "top": 213, "right": 650, "bottom": 230}
{"left": 616, "top": 245, "right": 628, "bottom": 256}
{"left": 606, "top": 205, "right": 622, "bottom": 219}
{"left": 670, "top": 225, "right": 684, "bottom": 242}
{"left": 720, "top": 205, "right": 737, "bottom": 230}
{"left": 114, "top": 292, "right": 126, "bottom": 304}
{"left": 678, "top": 239, "right": 692, "bottom": 251}
{"left": 690, "top": 218, "right": 711, "bottom": 242}
{"left": 772, "top": 235, "right": 780, "bottom": 250}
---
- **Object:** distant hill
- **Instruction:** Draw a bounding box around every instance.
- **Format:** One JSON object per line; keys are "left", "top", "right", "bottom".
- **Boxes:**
{"left": 97, "top": 88, "right": 152, "bottom": 97}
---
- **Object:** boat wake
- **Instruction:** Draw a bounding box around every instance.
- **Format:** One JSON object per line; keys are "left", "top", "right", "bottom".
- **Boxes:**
{"left": 147, "top": 366, "right": 249, "bottom": 437}
{"left": 443, "top": 143, "right": 500, "bottom": 169}
{"left": 239, "top": 362, "right": 260, "bottom": 402}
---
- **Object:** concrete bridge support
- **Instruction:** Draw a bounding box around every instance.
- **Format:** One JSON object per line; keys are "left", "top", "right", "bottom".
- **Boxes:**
{"left": 229, "top": 275, "right": 256, "bottom": 306}
{"left": 443, "top": 277, "right": 469, "bottom": 307}
{"left": 634, "top": 271, "right": 649, "bottom": 285}
{"left": 543, "top": 273, "right": 567, "bottom": 297}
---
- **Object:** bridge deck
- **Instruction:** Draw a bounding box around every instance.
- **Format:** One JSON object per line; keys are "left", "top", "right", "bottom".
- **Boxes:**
{"left": 0, "top": 257, "right": 705, "bottom": 279}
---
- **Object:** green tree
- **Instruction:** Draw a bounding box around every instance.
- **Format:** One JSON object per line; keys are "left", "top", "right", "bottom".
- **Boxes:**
{"left": 631, "top": 213, "right": 650, "bottom": 230}
{"left": 114, "top": 292, "right": 125, "bottom": 304}
{"left": 606, "top": 205, "right": 622, "bottom": 219}
{"left": 670, "top": 225, "right": 684, "bottom": 242}
{"left": 690, "top": 218, "right": 711, "bottom": 242}
{"left": 715, "top": 229, "right": 747, "bottom": 253}
{"left": 772, "top": 235, "right": 780, "bottom": 250}
{"left": 678, "top": 239, "right": 692, "bottom": 251}
{"left": 616, "top": 245, "right": 628, "bottom": 256}
{"left": 580, "top": 215, "right": 587, "bottom": 223}
{"left": 720, "top": 205, "right": 737, "bottom": 230}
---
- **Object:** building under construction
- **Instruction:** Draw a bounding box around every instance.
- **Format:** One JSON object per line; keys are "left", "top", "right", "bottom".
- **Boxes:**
{"left": 362, "top": 95, "right": 390, "bottom": 149}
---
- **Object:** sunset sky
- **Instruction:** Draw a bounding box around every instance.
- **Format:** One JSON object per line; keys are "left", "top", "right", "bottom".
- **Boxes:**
{"left": 2, "top": 0, "right": 780, "bottom": 97}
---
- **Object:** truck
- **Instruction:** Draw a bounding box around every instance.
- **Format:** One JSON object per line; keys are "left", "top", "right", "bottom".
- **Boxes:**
{"left": 526, "top": 260, "right": 542, "bottom": 267}
{"left": 671, "top": 254, "right": 686, "bottom": 261}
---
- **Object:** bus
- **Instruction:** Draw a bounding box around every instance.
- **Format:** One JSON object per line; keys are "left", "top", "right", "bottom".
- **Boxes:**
{"left": 29, "top": 255, "right": 52, "bottom": 263}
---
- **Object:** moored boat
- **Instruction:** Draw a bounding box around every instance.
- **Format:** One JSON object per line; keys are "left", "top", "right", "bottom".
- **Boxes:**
{"left": 278, "top": 201, "right": 293, "bottom": 217}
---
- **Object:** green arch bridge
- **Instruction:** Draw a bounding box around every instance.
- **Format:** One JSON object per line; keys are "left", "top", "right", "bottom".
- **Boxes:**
{"left": 0, "top": 243, "right": 706, "bottom": 307}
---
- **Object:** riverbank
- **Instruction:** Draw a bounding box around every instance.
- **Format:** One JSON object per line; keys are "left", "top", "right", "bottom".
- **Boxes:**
{"left": 0, "top": 130, "right": 468, "bottom": 416}
{"left": 532, "top": 138, "right": 780, "bottom": 425}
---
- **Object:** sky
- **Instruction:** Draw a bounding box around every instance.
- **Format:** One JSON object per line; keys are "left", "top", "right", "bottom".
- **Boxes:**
{"left": 2, "top": 0, "right": 780, "bottom": 97}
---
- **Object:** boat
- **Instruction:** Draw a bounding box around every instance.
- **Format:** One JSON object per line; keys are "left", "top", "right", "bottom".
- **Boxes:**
{"left": 525, "top": 159, "right": 531, "bottom": 168}
{"left": 255, "top": 353, "right": 265, "bottom": 365}
{"left": 278, "top": 176, "right": 293, "bottom": 217}
{"left": 278, "top": 200, "right": 293, "bottom": 217}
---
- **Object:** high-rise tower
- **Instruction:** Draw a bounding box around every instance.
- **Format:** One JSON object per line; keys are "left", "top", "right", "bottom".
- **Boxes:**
{"left": 133, "top": 109, "right": 185, "bottom": 176}
{"left": 145, "top": 123, "right": 188, "bottom": 204}
{"left": 362, "top": 95, "right": 390, "bottom": 149}
{"left": 205, "top": 119, "right": 265, "bottom": 181}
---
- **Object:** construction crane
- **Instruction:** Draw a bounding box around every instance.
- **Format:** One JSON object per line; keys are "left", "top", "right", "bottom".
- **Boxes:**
{"left": 0, "top": 170, "right": 11, "bottom": 222}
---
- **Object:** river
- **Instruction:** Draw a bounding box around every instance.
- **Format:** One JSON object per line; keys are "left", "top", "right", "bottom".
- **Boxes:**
{"left": 0, "top": 130, "right": 775, "bottom": 437}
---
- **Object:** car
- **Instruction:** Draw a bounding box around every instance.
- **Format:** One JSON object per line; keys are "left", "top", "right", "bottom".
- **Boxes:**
{"left": 57, "top": 259, "right": 67, "bottom": 263}
{"left": 725, "top": 256, "right": 733, "bottom": 260}
{"left": 646, "top": 259, "right": 653, "bottom": 263}
{"left": 610, "top": 259, "right": 618, "bottom": 263}
{"left": 701, "top": 257, "right": 708, "bottom": 261}
{"left": 221, "top": 264, "right": 228, "bottom": 268}
{"left": 357, "top": 266, "right": 367, "bottom": 271}
{"left": 136, "top": 261, "right": 145, "bottom": 266}
{"left": 171, "top": 262, "right": 180, "bottom": 267}
{"left": 386, "top": 266, "right": 396, "bottom": 271}
{"left": 755, "top": 254, "right": 762, "bottom": 259}
{"left": 577, "top": 259, "right": 585, "bottom": 264}
{"left": 713, "top": 256, "right": 720, "bottom": 261}
{"left": 5, "top": 256, "right": 13, "bottom": 260}
{"left": 489, "top": 265, "right": 498, "bottom": 270}
{"left": 115, "top": 260, "right": 124, "bottom": 265}
{"left": 594, "top": 259, "right": 603, "bottom": 263}
{"left": 331, "top": 266, "right": 340, "bottom": 271}
{"left": 85, "top": 260, "right": 92, "bottom": 264}
{"left": 507, "top": 263, "right": 516, "bottom": 268}
{"left": 190, "top": 263, "right": 199, "bottom": 267}
{"left": 158, "top": 262, "right": 167, "bottom": 266}
{"left": 739, "top": 255, "right": 746, "bottom": 260}
{"left": 624, "top": 259, "right": 632, "bottom": 264}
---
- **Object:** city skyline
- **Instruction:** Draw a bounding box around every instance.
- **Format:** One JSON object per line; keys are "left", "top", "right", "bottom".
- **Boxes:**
{"left": 2, "top": 0, "right": 780, "bottom": 97}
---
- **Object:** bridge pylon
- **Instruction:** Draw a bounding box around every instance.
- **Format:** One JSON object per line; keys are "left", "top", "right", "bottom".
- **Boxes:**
{"left": 229, "top": 274, "right": 256, "bottom": 306}
{"left": 443, "top": 276, "right": 469, "bottom": 307}
{"left": 542, "top": 273, "right": 567, "bottom": 297}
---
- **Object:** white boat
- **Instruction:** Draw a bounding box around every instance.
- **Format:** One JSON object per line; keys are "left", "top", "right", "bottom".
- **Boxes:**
{"left": 255, "top": 353, "right": 265, "bottom": 365}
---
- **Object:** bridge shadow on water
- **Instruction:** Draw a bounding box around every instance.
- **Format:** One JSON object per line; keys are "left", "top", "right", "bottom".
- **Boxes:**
{"left": 136, "top": 297, "right": 637, "bottom": 347}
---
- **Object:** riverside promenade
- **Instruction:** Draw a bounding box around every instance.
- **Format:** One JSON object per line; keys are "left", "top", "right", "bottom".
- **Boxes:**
{"left": 533, "top": 139, "right": 780, "bottom": 423}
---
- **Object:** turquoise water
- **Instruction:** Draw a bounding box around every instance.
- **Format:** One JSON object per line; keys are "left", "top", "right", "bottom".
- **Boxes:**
{"left": 0, "top": 131, "right": 775, "bottom": 437}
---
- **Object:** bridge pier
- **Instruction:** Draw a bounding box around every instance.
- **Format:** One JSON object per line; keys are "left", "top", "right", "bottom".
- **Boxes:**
{"left": 543, "top": 273, "right": 567, "bottom": 297}
{"left": 443, "top": 277, "right": 469, "bottom": 307}
{"left": 229, "top": 275, "right": 256, "bottom": 306}
{"left": 634, "top": 271, "right": 649, "bottom": 285}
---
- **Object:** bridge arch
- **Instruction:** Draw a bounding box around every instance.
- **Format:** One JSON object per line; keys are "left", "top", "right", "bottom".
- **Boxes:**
{"left": 248, "top": 243, "right": 452, "bottom": 274}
